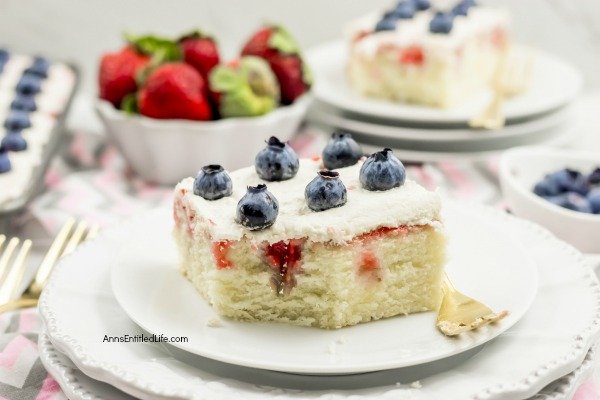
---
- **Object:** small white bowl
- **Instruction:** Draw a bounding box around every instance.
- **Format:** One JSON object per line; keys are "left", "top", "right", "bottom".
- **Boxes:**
{"left": 96, "top": 95, "right": 310, "bottom": 185}
{"left": 499, "top": 146, "right": 600, "bottom": 253}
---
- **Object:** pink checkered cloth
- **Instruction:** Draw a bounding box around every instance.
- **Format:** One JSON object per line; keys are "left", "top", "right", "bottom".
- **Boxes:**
{"left": 1, "top": 129, "right": 598, "bottom": 399}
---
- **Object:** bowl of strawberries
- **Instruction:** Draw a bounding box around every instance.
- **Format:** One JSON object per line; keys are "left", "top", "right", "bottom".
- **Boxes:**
{"left": 96, "top": 25, "right": 312, "bottom": 185}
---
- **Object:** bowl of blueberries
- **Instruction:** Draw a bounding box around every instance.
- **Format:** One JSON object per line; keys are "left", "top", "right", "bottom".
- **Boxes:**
{"left": 500, "top": 146, "right": 600, "bottom": 253}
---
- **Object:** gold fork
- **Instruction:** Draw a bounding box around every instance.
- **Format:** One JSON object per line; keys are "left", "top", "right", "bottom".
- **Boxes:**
{"left": 0, "top": 219, "right": 99, "bottom": 314}
{"left": 469, "top": 47, "right": 534, "bottom": 130}
{"left": 436, "top": 272, "right": 508, "bottom": 336}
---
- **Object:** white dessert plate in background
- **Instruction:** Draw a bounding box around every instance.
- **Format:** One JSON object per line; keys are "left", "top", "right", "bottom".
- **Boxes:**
{"left": 309, "top": 101, "right": 572, "bottom": 156}
{"left": 39, "top": 205, "right": 600, "bottom": 400}
{"left": 110, "top": 205, "right": 537, "bottom": 374}
{"left": 306, "top": 41, "right": 582, "bottom": 125}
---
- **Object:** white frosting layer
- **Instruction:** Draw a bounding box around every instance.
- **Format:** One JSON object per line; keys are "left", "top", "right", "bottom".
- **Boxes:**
{"left": 0, "top": 55, "right": 76, "bottom": 207}
{"left": 346, "top": 6, "right": 509, "bottom": 59}
{"left": 175, "top": 159, "right": 442, "bottom": 244}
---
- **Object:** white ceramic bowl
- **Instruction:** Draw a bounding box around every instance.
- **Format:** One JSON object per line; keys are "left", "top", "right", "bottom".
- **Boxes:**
{"left": 96, "top": 96, "right": 310, "bottom": 185}
{"left": 499, "top": 146, "right": 600, "bottom": 253}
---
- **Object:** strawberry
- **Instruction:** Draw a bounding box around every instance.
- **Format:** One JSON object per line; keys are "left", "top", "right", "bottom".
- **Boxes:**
{"left": 138, "top": 63, "right": 212, "bottom": 120}
{"left": 98, "top": 46, "right": 149, "bottom": 108}
{"left": 241, "top": 25, "right": 311, "bottom": 105}
{"left": 178, "top": 31, "right": 220, "bottom": 83}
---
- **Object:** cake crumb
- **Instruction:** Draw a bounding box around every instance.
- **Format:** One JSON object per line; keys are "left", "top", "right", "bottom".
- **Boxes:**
{"left": 410, "top": 381, "right": 422, "bottom": 389}
{"left": 207, "top": 318, "right": 223, "bottom": 327}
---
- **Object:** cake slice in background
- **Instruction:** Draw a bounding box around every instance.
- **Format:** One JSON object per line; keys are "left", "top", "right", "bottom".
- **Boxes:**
{"left": 346, "top": 0, "right": 510, "bottom": 108}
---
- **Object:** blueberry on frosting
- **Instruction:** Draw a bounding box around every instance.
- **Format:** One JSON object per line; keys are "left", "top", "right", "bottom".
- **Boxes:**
{"left": 412, "top": 0, "right": 431, "bottom": 11}
{"left": 0, "top": 147, "right": 11, "bottom": 174}
{"left": 236, "top": 184, "right": 279, "bottom": 230}
{"left": 390, "top": 1, "right": 416, "bottom": 19}
{"left": 322, "top": 131, "right": 363, "bottom": 170}
{"left": 305, "top": 170, "right": 347, "bottom": 212}
{"left": 4, "top": 111, "right": 31, "bottom": 130}
{"left": 255, "top": 136, "right": 299, "bottom": 182}
{"left": 359, "top": 148, "right": 406, "bottom": 191}
{"left": 24, "top": 57, "right": 50, "bottom": 78}
{"left": 452, "top": 0, "right": 476, "bottom": 16}
{"left": 1, "top": 132, "right": 27, "bottom": 152}
{"left": 11, "top": 95, "right": 37, "bottom": 112}
{"left": 430, "top": 12, "right": 454, "bottom": 34}
{"left": 375, "top": 17, "right": 397, "bottom": 32}
{"left": 16, "top": 74, "right": 42, "bottom": 95}
{"left": 193, "top": 164, "right": 232, "bottom": 200}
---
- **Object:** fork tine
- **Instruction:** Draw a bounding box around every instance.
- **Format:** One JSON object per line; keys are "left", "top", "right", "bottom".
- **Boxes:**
{"left": 0, "top": 240, "right": 32, "bottom": 303}
{"left": 61, "top": 221, "right": 88, "bottom": 257}
{"left": 30, "top": 218, "right": 75, "bottom": 292}
{"left": 0, "top": 238, "right": 20, "bottom": 283}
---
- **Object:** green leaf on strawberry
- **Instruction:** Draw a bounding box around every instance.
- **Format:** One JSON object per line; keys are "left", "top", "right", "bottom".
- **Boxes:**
{"left": 120, "top": 92, "right": 138, "bottom": 114}
{"left": 125, "top": 33, "right": 182, "bottom": 62}
{"left": 268, "top": 26, "right": 300, "bottom": 55}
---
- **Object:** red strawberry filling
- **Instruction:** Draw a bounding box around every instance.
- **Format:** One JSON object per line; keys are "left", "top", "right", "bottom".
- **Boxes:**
{"left": 212, "top": 240, "right": 234, "bottom": 269}
{"left": 264, "top": 239, "right": 304, "bottom": 295}
{"left": 399, "top": 46, "right": 425, "bottom": 66}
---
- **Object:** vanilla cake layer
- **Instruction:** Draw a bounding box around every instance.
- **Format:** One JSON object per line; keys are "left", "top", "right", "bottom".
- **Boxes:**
{"left": 173, "top": 159, "right": 446, "bottom": 329}
{"left": 346, "top": 7, "right": 509, "bottom": 108}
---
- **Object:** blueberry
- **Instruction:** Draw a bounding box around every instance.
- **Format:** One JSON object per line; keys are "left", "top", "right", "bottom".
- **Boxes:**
{"left": 11, "top": 95, "right": 37, "bottom": 112}
{"left": 412, "top": 0, "right": 430, "bottom": 11}
{"left": 430, "top": 12, "right": 454, "bottom": 34}
{"left": 533, "top": 177, "right": 561, "bottom": 197}
{"left": 255, "top": 136, "right": 299, "bottom": 182}
{"left": 16, "top": 74, "right": 42, "bottom": 95}
{"left": 588, "top": 189, "right": 600, "bottom": 214}
{"left": 0, "top": 148, "right": 11, "bottom": 174}
{"left": 390, "top": 1, "right": 416, "bottom": 19}
{"left": 1, "top": 132, "right": 27, "bottom": 152}
{"left": 305, "top": 170, "right": 347, "bottom": 212}
{"left": 452, "top": 2, "right": 470, "bottom": 16}
{"left": 359, "top": 148, "right": 406, "bottom": 191}
{"left": 588, "top": 168, "right": 600, "bottom": 185}
{"left": 4, "top": 111, "right": 31, "bottom": 130}
{"left": 24, "top": 57, "right": 50, "bottom": 78}
{"left": 0, "top": 49, "right": 9, "bottom": 62}
{"left": 236, "top": 184, "right": 279, "bottom": 230}
{"left": 375, "top": 16, "right": 397, "bottom": 32}
{"left": 193, "top": 164, "right": 232, "bottom": 200}
{"left": 547, "top": 168, "right": 589, "bottom": 196}
{"left": 546, "top": 193, "right": 592, "bottom": 214}
{"left": 322, "top": 131, "right": 363, "bottom": 170}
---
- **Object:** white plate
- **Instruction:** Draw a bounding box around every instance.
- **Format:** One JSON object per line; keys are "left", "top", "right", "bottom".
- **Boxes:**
{"left": 110, "top": 204, "right": 537, "bottom": 374}
{"left": 39, "top": 205, "right": 600, "bottom": 400}
{"left": 37, "top": 331, "right": 598, "bottom": 400}
{"left": 307, "top": 41, "right": 582, "bottom": 124}
{"left": 309, "top": 102, "right": 572, "bottom": 155}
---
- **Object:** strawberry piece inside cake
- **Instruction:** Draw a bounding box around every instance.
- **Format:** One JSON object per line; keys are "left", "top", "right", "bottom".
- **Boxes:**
{"left": 173, "top": 138, "right": 445, "bottom": 329}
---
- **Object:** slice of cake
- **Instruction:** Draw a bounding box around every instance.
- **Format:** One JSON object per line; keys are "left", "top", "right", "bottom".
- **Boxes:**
{"left": 346, "top": 0, "right": 510, "bottom": 108}
{"left": 173, "top": 134, "right": 446, "bottom": 329}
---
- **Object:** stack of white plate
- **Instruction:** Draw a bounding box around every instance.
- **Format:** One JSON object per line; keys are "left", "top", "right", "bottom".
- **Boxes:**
{"left": 306, "top": 41, "right": 583, "bottom": 162}
{"left": 38, "top": 202, "right": 600, "bottom": 400}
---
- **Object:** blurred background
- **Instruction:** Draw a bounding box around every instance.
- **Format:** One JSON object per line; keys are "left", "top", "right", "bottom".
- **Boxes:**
{"left": 0, "top": 0, "right": 599, "bottom": 96}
